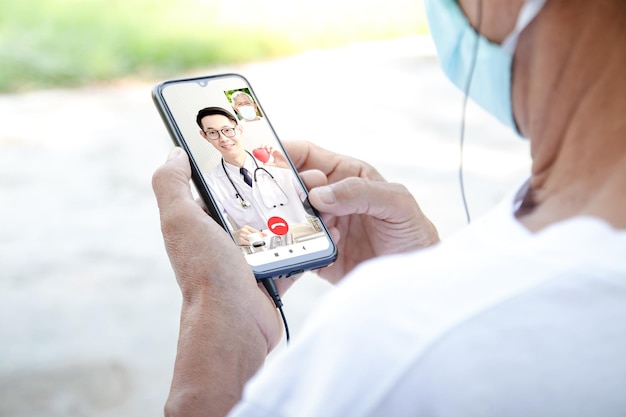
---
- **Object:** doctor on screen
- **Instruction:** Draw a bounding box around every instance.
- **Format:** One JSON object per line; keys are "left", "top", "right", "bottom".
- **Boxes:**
{"left": 196, "top": 106, "right": 310, "bottom": 246}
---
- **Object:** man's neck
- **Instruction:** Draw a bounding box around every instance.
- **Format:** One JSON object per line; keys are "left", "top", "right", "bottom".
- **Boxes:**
{"left": 514, "top": 2, "right": 626, "bottom": 232}
{"left": 224, "top": 152, "right": 247, "bottom": 168}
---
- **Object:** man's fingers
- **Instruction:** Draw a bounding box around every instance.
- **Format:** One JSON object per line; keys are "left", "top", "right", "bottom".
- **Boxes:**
{"left": 309, "top": 177, "right": 415, "bottom": 222}
{"left": 283, "top": 141, "right": 318, "bottom": 171}
{"left": 284, "top": 141, "right": 341, "bottom": 174}
{"left": 284, "top": 140, "right": 385, "bottom": 182}
{"left": 152, "top": 148, "right": 195, "bottom": 210}
{"left": 299, "top": 169, "right": 328, "bottom": 190}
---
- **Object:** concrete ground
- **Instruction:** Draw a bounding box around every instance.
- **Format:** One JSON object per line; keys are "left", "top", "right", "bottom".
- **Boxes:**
{"left": 0, "top": 36, "right": 530, "bottom": 416}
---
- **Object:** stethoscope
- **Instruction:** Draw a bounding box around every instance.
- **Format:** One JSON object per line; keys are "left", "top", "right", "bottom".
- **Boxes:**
{"left": 221, "top": 151, "right": 290, "bottom": 209}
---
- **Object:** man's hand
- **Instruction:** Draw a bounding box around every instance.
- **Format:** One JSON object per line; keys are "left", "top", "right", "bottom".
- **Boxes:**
{"left": 285, "top": 141, "right": 440, "bottom": 283}
{"left": 152, "top": 148, "right": 285, "bottom": 417}
{"left": 233, "top": 225, "right": 265, "bottom": 246}
{"left": 257, "top": 144, "right": 290, "bottom": 169}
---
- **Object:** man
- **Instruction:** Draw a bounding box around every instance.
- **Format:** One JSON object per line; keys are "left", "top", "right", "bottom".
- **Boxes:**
{"left": 153, "top": 0, "right": 626, "bottom": 415}
{"left": 197, "top": 106, "right": 310, "bottom": 246}
{"left": 231, "top": 90, "right": 261, "bottom": 122}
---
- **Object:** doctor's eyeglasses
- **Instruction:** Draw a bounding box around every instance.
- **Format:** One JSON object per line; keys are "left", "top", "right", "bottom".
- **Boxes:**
{"left": 203, "top": 127, "right": 236, "bottom": 140}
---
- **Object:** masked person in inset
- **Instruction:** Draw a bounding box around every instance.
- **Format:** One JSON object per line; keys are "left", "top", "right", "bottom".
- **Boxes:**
{"left": 197, "top": 107, "right": 310, "bottom": 246}
{"left": 153, "top": 0, "right": 626, "bottom": 415}
{"left": 231, "top": 91, "right": 262, "bottom": 122}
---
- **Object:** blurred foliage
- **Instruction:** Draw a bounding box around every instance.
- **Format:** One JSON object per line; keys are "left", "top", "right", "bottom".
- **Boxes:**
{"left": 0, "top": 0, "right": 428, "bottom": 92}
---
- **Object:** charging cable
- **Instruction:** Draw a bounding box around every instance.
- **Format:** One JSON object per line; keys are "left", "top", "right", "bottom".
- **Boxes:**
{"left": 260, "top": 277, "right": 290, "bottom": 344}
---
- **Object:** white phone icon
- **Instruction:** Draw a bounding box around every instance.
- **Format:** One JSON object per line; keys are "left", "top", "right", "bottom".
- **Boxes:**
{"left": 271, "top": 222, "right": 286, "bottom": 231}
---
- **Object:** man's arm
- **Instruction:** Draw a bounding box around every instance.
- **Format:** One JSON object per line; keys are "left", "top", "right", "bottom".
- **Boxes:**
{"left": 153, "top": 148, "right": 284, "bottom": 417}
{"left": 165, "top": 294, "right": 269, "bottom": 417}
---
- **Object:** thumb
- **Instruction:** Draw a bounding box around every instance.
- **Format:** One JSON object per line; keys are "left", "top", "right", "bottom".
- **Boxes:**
{"left": 309, "top": 177, "right": 414, "bottom": 222}
{"left": 152, "top": 147, "right": 195, "bottom": 211}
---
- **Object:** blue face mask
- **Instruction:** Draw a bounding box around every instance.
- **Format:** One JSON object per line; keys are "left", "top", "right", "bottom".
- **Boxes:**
{"left": 424, "top": 0, "right": 546, "bottom": 136}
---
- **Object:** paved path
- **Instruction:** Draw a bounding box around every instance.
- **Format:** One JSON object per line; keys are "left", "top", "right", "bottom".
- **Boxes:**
{"left": 0, "top": 36, "right": 530, "bottom": 416}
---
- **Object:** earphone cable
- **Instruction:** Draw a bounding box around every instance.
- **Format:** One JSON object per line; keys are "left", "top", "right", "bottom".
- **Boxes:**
{"left": 459, "top": 0, "right": 483, "bottom": 224}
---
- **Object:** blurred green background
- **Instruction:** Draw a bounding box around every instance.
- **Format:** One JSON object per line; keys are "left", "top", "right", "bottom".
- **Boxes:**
{"left": 0, "top": 0, "right": 428, "bottom": 93}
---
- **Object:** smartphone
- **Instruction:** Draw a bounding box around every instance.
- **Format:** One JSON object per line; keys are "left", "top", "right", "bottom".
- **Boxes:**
{"left": 152, "top": 73, "right": 337, "bottom": 280}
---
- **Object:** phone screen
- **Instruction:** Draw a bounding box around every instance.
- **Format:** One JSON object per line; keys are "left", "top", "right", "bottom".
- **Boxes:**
{"left": 152, "top": 73, "right": 336, "bottom": 279}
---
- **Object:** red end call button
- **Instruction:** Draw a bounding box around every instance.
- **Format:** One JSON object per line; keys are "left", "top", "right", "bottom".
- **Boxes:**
{"left": 267, "top": 216, "right": 289, "bottom": 236}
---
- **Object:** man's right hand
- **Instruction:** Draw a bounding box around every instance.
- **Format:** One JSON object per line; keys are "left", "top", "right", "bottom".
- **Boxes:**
{"left": 284, "top": 141, "right": 440, "bottom": 284}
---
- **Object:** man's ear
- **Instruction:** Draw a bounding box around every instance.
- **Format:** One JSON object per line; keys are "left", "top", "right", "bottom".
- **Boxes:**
{"left": 199, "top": 129, "right": 208, "bottom": 140}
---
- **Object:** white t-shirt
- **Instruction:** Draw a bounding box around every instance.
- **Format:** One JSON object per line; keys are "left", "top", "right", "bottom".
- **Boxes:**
{"left": 229, "top": 184, "right": 626, "bottom": 417}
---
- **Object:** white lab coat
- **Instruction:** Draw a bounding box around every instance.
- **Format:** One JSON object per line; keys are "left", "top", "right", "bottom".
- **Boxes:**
{"left": 203, "top": 154, "right": 309, "bottom": 232}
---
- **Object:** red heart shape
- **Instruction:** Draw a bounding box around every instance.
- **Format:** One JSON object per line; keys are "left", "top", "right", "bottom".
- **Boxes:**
{"left": 253, "top": 148, "right": 270, "bottom": 163}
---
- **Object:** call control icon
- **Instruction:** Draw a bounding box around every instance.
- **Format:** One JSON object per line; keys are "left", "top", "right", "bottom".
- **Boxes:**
{"left": 267, "top": 216, "right": 289, "bottom": 236}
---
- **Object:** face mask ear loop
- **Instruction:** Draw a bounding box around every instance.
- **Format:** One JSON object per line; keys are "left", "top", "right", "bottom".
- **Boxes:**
{"left": 501, "top": 0, "right": 547, "bottom": 53}
{"left": 459, "top": 0, "right": 483, "bottom": 224}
